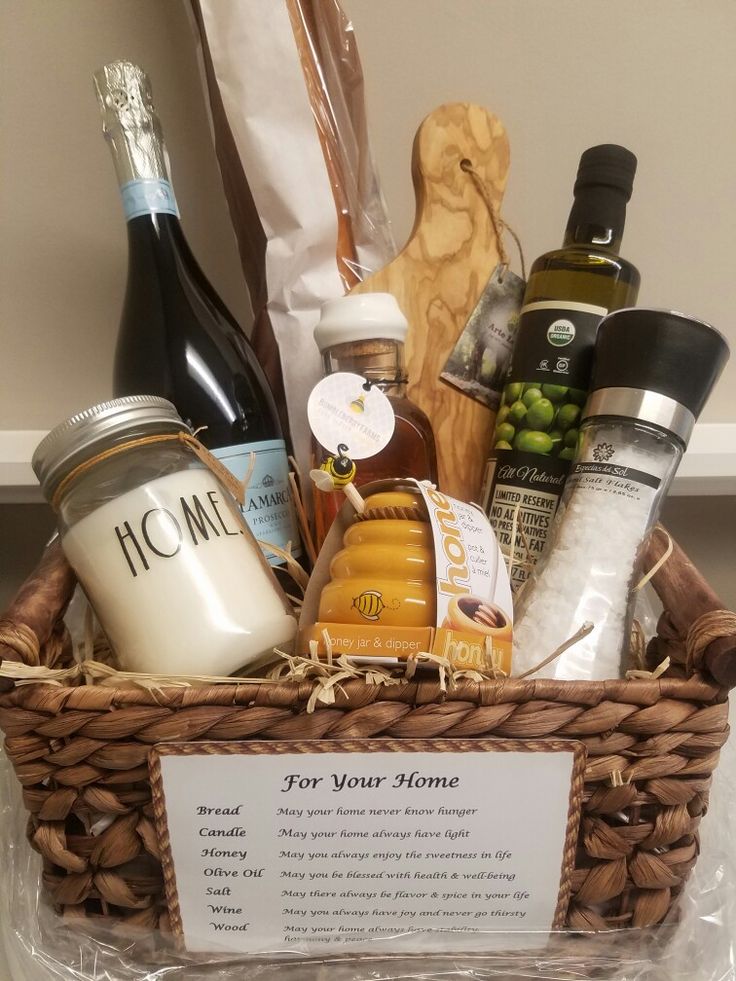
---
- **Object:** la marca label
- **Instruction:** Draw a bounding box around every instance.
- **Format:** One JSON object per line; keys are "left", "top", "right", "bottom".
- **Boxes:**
{"left": 150, "top": 739, "right": 584, "bottom": 956}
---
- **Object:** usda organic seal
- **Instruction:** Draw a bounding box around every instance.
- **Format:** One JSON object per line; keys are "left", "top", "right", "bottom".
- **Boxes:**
{"left": 547, "top": 319, "right": 576, "bottom": 347}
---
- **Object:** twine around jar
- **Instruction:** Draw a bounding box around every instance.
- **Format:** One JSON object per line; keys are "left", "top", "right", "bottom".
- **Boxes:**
{"left": 50, "top": 432, "right": 246, "bottom": 512}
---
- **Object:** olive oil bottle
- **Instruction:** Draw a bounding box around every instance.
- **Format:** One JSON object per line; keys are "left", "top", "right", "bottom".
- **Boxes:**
{"left": 483, "top": 145, "right": 640, "bottom": 591}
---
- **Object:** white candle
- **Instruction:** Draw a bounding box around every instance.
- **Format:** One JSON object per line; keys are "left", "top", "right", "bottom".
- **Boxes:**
{"left": 62, "top": 467, "right": 296, "bottom": 676}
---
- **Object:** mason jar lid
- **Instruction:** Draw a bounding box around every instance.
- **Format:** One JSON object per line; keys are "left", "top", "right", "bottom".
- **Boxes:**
{"left": 32, "top": 395, "right": 189, "bottom": 501}
{"left": 314, "top": 293, "right": 408, "bottom": 351}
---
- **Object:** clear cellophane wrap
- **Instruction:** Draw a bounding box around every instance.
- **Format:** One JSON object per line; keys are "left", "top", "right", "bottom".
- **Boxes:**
{"left": 1, "top": 718, "right": 734, "bottom": 981}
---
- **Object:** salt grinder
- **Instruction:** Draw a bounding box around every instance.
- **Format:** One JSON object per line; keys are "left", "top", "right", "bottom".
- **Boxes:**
{"left": 512, "top": 309, "right": 729, "bottom": 681}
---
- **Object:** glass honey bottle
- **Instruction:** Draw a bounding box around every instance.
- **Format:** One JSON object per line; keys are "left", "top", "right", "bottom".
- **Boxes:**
{"left": 312, "top": 294, "right": 438, "bottom": 548}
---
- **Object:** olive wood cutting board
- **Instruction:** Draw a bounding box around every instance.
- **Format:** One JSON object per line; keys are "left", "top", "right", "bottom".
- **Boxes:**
{"left": 351, "top": 102, "right": 510, "bottom": 502}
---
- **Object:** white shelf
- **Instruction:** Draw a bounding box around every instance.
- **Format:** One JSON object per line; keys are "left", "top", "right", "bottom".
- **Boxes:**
{"left": 670, "top": 423, "right": 736, "bottom": 496}
{"left": 0, "top": 431, "right": 47, "bottom": 503}
{"left": 0, "top": 424, "right": 734, "bottom": 505}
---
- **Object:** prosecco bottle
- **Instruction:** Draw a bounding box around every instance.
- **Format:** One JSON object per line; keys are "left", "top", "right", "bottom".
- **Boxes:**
{"left": 483, "top": 144, "right": 640, "bottom": 591}
{"left": 94, "top": 61, "right": 301, "bottom": 567}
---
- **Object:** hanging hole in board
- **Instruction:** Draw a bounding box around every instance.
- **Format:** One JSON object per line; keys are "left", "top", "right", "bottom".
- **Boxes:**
{"left": 460, "top": 158, "right": 473, "bottom": 172}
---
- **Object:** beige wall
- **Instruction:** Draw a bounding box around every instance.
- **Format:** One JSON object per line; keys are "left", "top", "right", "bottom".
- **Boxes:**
{"left": 1, "top": 0, "right": 735, "bottom": 430}
{"left": 0, "top": 0, "right": 251, "bottom": 430}
{"left": 343, "top": 0, "right": 736, "bottom": 425}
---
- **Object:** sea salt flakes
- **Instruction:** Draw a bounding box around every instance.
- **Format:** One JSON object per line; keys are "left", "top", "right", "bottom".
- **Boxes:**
{"left": 511, "top": 422, "right": 681, "bottom": 680}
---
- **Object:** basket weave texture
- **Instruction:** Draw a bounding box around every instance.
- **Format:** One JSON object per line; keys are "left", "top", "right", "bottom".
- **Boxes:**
{"left": 0, "top": 541, "right": 734, "bottom": 936}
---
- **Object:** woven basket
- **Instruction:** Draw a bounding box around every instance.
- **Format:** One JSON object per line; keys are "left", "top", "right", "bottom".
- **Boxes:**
{"left": 0, "top": 531, "right": 734, "bottom": 937}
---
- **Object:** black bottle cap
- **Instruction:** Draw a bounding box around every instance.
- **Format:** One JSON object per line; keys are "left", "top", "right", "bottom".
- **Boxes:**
{"left": 590, "top": 308, "right": 730, "bottom": 420}
{"left": 574, "top": 144, "right": 637, "bottom": 201}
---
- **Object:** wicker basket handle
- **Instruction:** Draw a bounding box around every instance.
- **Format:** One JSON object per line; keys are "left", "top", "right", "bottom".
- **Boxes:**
{"left": 0, "top": 539, "right": 76, "bottom": 680}
{"left": 1, "top": 528, "right": 734, "bottom": 689}
{"left": 644, "top": 524, "right": 736, "bottom": 690}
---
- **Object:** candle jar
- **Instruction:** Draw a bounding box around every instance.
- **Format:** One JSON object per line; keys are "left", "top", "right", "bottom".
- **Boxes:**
{"left": 32, "top": 396, "right": 297, "bottom": 676}
{"left": 512, "top": 309, "right": 729, "bottom": 681}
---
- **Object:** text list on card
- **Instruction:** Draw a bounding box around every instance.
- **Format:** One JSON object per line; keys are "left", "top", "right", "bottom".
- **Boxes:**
{"left": 150, "top": 739, "right": 585, "bottom": 955}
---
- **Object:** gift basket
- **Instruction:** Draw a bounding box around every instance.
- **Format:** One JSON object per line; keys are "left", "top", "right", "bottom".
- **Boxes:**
{"left": 1, "top": 529, "right": 735, "bottom": 930}
{"left": 2, "top": 2, "right": 736, "bottom": 980}
{"left": 0, "top": 523, "right": 735, "bottom": 980}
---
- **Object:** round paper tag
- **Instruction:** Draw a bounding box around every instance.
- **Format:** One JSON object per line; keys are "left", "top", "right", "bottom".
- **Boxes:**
{"left": 307, "top": 372, "right": 396, "bottom": 460}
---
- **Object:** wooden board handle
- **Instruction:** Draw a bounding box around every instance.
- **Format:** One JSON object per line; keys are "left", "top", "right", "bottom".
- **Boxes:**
{"left": 352, "top": 103, "right": 510, "bottom": 501}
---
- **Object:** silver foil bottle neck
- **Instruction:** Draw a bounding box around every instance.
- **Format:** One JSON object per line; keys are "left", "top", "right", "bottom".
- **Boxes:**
{"left": 93, "top": 60, "right": 170, "bottom": 185}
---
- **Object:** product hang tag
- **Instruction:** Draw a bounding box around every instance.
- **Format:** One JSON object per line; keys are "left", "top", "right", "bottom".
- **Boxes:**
{"left": 307, "top": 371, "right": 395, "bottom": 460}
{"left": 440, "top": 265, "right": 525, "bottom": 411}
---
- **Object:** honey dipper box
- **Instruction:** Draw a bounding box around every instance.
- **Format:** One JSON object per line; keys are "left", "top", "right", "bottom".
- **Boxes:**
{"left": 299, "top": 478, "right": 513, "bottom": 673}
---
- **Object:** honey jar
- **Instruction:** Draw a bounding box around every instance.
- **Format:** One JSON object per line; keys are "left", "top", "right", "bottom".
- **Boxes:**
{"left": 317, "top": 493, "right": 436, "bottom": 629}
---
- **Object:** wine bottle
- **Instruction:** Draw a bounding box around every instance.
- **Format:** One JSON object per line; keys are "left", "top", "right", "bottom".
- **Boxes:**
{"left": 94, "top": 61, "right": 301, "bottom": 568}
{"left": 483, "top": 144, "right": 639, "bottom": 592}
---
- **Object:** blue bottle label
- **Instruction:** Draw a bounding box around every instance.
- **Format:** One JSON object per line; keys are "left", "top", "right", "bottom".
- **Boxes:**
{"left": 121, "top": 179, "right": 180, "bottom": 221}
{"left": 211, "top": 439, "right": 301, "bottom": 566}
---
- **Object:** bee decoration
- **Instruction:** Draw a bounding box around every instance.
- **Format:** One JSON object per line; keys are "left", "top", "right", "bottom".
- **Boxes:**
{"left": 351, "top": 589, "right": 400, "bottom": 621}
{"left": 319, "top": 444, "right": 356, "bottom": 488}
{"left": 349, "top": 392, "right": 366, "bottom": 413}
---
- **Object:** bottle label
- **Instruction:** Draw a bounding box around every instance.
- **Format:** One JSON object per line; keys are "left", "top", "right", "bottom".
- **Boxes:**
{"left": 211, "top": 439, "right": 301, "bottom": 566}
{"left": 507, "top": 300, "right": 607, "bottom": 390}
{"left": 484, "top": 301, "right": 609, "bottom": 591}
{"left": 484, "top": 450, "right": 569, "bottom": 592}
{"left": 570, "top": 460, "right": 661, "bottom": 491}
{"left": 565, "top": 430, "right": 665, "bottom": 508}
{"left": 121, "top": 179, "right": 180, "bottom": 221}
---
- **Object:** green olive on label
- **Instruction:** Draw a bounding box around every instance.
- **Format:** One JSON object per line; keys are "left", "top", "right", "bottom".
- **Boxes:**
{"left": 522, "top": 387, "right": 543, "bottom": 408}
{"left": 558, "top": 446, "right": 576, "bottom": 461}
{"left": 496, "top": 404, "right": 510, "bottom": 425}
{"left": 504, "top": 382, "right": 524, "bottom": 403}
{"left": 568, "top": 388, "right": 587, "bottom": 406}
{"left": 515, "top": 431, "right": 554, "bottom": 455}
{"left": 541, "top": 384, "right": 569, "bottom": 403}
{"left": 548, "top": 429, "right": 563, "bottom": 446}
{"left": 556, "top": 403, "right": 581, "bottom": 431}
{"left": 564, "top": 428, "right": 579, "bottom": 448}
{"left": 494, "top": 440, "right": 513, "bottom": 451}
{"left": 513, "top": 428, "right": 531, "bottom": 449}
{"left": 495, "top": 422, "right": 515, "bottom": 444}
{"left": 526, "top": 397, "right": 555, "bottom": 431}
{"left": 508, "top": 400, "right": 528, "bottom": 425}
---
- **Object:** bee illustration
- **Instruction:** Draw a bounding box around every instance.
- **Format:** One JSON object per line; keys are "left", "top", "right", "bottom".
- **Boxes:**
{"left": 352, "top": 589, "right": 400, "bottom": 621}
{"left": 350, "top": 392, "right": 366, "bottom": 413}
{"left": 319, "top": 444, "right": 356, "bottom": 488}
